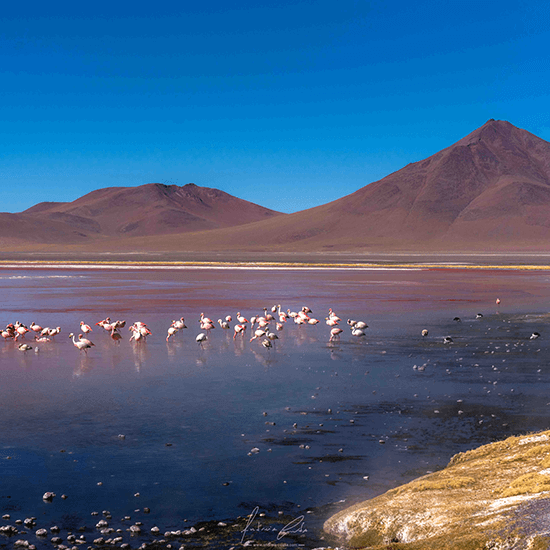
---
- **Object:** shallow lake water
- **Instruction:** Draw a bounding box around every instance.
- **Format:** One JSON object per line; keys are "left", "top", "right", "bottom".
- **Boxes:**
{"left": 1, "top": 266, "right": 550, "bottom": 548}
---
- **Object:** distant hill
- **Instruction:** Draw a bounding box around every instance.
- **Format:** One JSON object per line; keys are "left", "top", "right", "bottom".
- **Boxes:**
{"left": 3, "top": 120, "right": 550, "bottom": 254}
{"left": 0, "top": 183, "right": 282, "bottom": 247}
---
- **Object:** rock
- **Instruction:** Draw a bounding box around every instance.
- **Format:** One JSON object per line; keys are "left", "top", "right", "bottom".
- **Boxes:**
{"left": 36, "top": 529, "right": 48, "bottom": 537}
{"left": 95, "top": 520, "right": 108, "bottom": 528}
{"left": 42, "top": 492, "right": 55, "bottom": 501}
{"left": 325, "top": 428, "right": 550, "bottom": 549}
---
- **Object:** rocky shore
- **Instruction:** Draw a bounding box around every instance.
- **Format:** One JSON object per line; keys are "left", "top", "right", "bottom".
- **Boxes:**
{"left": 324, "top": 430, "right": 550, "bottom": 549}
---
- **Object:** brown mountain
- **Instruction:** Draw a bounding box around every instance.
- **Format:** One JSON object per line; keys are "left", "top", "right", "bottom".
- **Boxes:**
{"left": 3, "top": 119, "right": 550, "bottom": 255}
{"left": 131, "top": 118, "right": 550, "bottom": 253}
{"left": 0, "top": 183, "right": 282, "bottom": 247}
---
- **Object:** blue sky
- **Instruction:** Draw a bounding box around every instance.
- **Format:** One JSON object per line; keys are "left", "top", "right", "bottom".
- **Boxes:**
{"left": 2, "top": 1, "right": 549, "bottom": 214}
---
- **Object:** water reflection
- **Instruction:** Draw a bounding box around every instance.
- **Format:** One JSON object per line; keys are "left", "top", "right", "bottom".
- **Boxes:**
{"left": 131, "top": 341, "right": 150, "bottom": 371}
{"left": 73, "top": 353, "right": 92, "bottom": 377}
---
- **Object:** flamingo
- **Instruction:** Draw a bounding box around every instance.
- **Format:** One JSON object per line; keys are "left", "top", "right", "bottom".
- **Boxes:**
{"left": 102, "top": 321, "right": 116, "bottom": 332}
{"left": 69, "top": 333, "right": 93, "bottom": 352}
{"left": 196, "top": 333, "right": 207, "bottom": 347}
{"left": 78, "top": 334, "right": 95, "bottom": 347}
{"left": 328, "top": 309, "right": 341, "bottom": 322}
{"left": 250, "top": 328, "right": 267, "bottom": 342}
{"left": 30, "top": 322, "right": 43, "bottom": 333}
{"left": 307, "top": 318, "right": 320, "bottom": 325}
{"left": 172, "top": 318, "right": 186, "bottom": 330}
{"left": 129, "top": 329, "right": 143, "bottom": 342}
{"left": 277, "top": 305, "right": 288, "bottom": 320}
{"left": 110, "top": 328, "right": 122, "bottom": 343}
{"left": 18, "top": 343, "right": 32, "bottom": 351}
{"left": 166, "top": 326, "right": 178, "bottom": 342}
{"left": 200, "top": 313, "right": 213, "bottom": 325}
{"left": 298, "top": 311, "right": 310, "bottom": 321}
{"left": 48, "top": 327, "right": 61, "bottom": 338}
{"left": 80, "top": 321, "right": 93, "bottom": 334}
{"left": 261, "top": 339, "right": 272, "bottom": 350}
{"left": 218, "top": 319, "right": 230, "bottom": 329}
{"left": 1, "top": 328, "right": 15, "bottom": 340}
{"left": 15, "top": 325, "right": 29, "bottom": 340}
{"left": 129, "top": 322, "right": 151, "bottom": 338}
{"left": 329, "top": 327, "right": 343, "bottom": 341}
{"left": 236, "top": 312, "right": 248, "bottom": 324}
{"left": 421, "top": 329, "right": 429, "bottom": 337}
{"left": 233, "top": 324, "right": 246, "bottom": 339}
{"left": 325, "top": 317, "right": 339, "bottom": 327}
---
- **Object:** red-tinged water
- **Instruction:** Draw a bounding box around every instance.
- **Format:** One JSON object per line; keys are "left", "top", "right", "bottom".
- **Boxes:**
{"left": 1, "top": 266, "right": 550, "bottom": 548}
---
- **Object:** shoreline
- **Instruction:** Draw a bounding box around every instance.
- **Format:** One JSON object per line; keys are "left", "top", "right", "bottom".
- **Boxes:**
{"left": 1, "top": 260, "right": 550, "bottom": 271}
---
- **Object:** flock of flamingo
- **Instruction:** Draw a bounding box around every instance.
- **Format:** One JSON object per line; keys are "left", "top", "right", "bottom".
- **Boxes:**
{"left": 2, "top": 304, "right": 369, "bottom": 353}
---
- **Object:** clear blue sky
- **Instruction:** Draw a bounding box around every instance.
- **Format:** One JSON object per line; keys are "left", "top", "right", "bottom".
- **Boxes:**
{"left": 2, "top": 1, "right": 549, "bottom": 214}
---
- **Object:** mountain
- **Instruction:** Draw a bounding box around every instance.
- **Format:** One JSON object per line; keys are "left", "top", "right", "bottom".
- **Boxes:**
{"left": 144, "top": 118, "right": 550, "bottom": 253}
{"left": 0, "top": 183, "right": 282, "bottom": 247}
{"left": 3, "top": 120, "right": 550, "bottom": 254}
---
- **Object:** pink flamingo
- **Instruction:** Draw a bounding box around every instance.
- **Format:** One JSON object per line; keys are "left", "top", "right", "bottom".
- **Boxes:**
{"left": 30, "top": 322, "right": 43, "bottom": 333}
{"left": 236, "top": 312, "right": 248, "bottom": 324}
{"left": 233, "top": 324, "right": 247, "bottom": 339}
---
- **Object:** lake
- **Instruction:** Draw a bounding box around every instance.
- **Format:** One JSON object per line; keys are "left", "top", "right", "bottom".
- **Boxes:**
{"left": 1, "top": 265, "right": 550, "bottom": 549}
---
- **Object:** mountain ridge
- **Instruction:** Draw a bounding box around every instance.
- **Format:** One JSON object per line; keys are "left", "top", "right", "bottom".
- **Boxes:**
{"left": 3, "top": 120, "right": 550, "bottom": 253}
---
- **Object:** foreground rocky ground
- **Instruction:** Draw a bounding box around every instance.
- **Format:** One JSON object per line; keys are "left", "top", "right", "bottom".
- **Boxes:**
{"left": 324, "top": 430, "right": 550, "bottom": 549}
